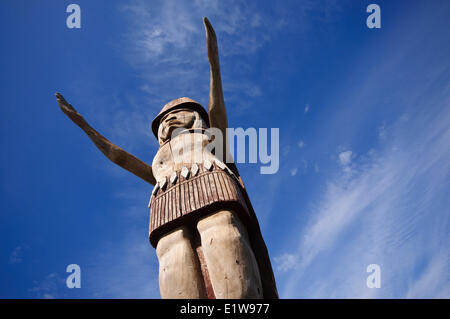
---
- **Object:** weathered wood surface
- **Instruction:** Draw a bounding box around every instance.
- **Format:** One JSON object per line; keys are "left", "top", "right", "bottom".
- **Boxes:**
{"left": 156, "top": 210, "right": 263, "bottom": 299}
{"left": 149, "top": 161, "right": 249, "bottom": 247}
{"left": 156, "top": 226, "right": 206, "bottom": 298}
{"left": 197, "top": 210, "right": 263, "bottom": 298}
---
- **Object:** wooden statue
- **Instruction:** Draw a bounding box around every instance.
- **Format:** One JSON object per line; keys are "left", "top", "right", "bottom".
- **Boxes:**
{"left": 56, "top": 18, "right": 278, "bottom": 299}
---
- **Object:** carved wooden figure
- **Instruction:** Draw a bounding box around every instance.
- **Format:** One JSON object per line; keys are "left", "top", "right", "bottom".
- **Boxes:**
{"left": 56, "top": 18, "right": 278, "bottom": 299}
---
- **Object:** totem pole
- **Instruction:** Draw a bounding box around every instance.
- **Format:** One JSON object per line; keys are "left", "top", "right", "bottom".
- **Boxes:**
{"left": 56, "top": 18, "right": 278, "bottom": 299}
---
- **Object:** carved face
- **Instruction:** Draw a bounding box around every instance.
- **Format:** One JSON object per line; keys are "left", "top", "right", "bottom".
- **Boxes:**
{"left": 157, "top": 108, "right": 206, "bottom": 144}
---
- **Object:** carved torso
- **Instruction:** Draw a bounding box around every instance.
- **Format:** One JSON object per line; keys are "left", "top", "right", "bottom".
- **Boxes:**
{"left": 151, "top": 130, "right": 216, "bottom": 180}
{"left": 148, "top": 130, "right": 249, "bottom": 247}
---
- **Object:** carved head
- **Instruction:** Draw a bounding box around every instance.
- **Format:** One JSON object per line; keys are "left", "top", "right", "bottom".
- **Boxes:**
{"left": 157, "top": 108, "right": 207, "bottom": 144}
{"left": 152, "top": 97, "right": 209, "bottom": 145}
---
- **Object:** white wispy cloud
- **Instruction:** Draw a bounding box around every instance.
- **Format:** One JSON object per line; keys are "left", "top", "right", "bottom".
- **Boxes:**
{"left": 29, "top": 273, "right": 65, "bottom": 299}
{"left": 406, "top": 251, "right": 450, "bottom": 298}
{"left": 338, "top": 150, "right": 353, "bottom": 166}
{"left": 277, "top": 97, "right": 450, "bottom": 298}
{"left": 119, "top": 0, "right": 279, "bottom": 108}
{"left": 274, "top": 253, "right": 298, "bottom": 272}
{"left": 273, "top": 3, "right": 450, "bottom": 297}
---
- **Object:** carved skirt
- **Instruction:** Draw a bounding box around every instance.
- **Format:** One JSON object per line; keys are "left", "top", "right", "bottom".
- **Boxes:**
{"left": 148, "top": 162, "right": 250, "bottom": 247}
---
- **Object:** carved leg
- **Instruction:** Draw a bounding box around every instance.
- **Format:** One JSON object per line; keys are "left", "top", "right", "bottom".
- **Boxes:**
{"left": 156, "top": 226, "right": 206, "bottom": 298}
{"left": 197, "top": 210, "right": 263, "bottom": 298}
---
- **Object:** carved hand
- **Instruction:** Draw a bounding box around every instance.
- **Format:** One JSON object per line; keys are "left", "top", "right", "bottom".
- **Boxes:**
{"left": 203, "top": 17, "right": 219, "bottom": 70}
{"left": 56, "top": 92, "right": 85, "bottom": 126}
{"left": 55, "top": 92, "right": 156, "bottom": 185}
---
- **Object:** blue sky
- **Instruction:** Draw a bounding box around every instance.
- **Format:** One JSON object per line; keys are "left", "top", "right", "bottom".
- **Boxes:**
{"left": 0, "top": 0, "right": 449, "bottom": 298}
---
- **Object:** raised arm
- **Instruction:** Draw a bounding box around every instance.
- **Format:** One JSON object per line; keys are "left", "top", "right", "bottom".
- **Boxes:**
{"left": 203, "top": 17, "right": 230, "bottom": 162}
{"left": 55, "top": 92, "right": 156, "bottom": 185}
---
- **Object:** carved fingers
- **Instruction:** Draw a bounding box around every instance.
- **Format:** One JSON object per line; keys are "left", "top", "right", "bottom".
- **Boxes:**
{"left": 55, "top": 92, "right": 86, "bottom": 126}
{"left": 203, "top": 17, "right": 219, "bottom": 67}
{"left": 55, "top": 92, "right": 77, "bottom": 113}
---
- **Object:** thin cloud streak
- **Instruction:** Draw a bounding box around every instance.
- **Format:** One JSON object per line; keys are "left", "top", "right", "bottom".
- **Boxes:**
{"left": 119, "top": 0, "right": 277, "bottom": 105}
{"left": 275, "top": 3, "right": 450, "bottom": 298}
{"left": 279, "top": 94, "right": 450, "bottom": 298}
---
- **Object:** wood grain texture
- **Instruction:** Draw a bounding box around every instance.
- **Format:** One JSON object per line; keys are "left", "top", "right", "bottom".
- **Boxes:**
{"left": 197, "top": 210, "right": 263, "bottom": 298}
{"left": 149, "top": 163, "right": 249, "bottom": 247}
{"left": 156, "top": 227, "right": 206, "bottom": 299}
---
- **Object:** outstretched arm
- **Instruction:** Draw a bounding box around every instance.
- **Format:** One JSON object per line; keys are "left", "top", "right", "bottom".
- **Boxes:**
{"left": 203, "top": 17, "right": 230, "bottom": 161}
{"left": 55, "top": 92, "right": 156, "bottom": 185}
